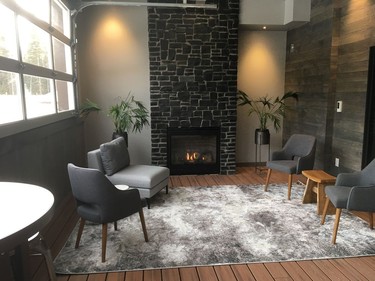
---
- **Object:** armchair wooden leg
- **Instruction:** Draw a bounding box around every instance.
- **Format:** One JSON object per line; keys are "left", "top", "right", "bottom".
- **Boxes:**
{"left": 166, "top": 185, "right": 169, "bottom": 194}
{"left": 75, "top": 218, "right": 85, "bottom": 249}
{"left": 287, "top": 174, "right": 293, "bottom": 200}
{"left": 114, "top": 221, "right": 118, "bottom": 231}
{"left": 368, "top": 212, "right": 373, "bottom": 229}
{"left": 321, "top": 197, "right": 330, "bottom": 225}
{"left": 264, "top": 169, "right": 272, "bottom": 192}
{"left": 102, "top": 223, "right": 108, "bottom": 262}
{"left": 139, "top": 209, "right": 149, "bottom": 242}
{"left": 332, "top": 208, "right": 342, "bottom": 244}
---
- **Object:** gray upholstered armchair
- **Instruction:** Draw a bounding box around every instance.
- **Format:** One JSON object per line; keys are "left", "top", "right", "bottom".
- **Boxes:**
{"left": 321, "top": 159, "right": 375, "bottom": 244}
{"left": 67, "top": 163, "right": 149, "bottom": 262}
{"left": 264, "top": 134, "right": 316, "bottom": 199}
{"left": 87, "top": 137, "right": 169, "bottom": 208}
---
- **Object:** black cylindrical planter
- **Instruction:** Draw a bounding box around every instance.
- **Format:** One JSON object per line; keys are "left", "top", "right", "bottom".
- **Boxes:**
{"left": 255, "top": 129, "right": 270, "bottom": 145}
{"left": 112, "top": 132, "right": 128, "bottom": 147}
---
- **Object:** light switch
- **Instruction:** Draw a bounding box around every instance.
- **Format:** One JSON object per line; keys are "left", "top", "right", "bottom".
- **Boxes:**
{"left": 337, "top": 101, "right": 343, "bottom": 112}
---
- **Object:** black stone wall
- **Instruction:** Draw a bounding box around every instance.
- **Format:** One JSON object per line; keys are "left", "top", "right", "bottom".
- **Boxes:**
{"left": 148, "top": 0, "right": 239, "bottom": 174}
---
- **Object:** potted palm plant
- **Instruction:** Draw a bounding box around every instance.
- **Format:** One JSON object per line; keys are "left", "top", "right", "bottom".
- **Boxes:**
{"left": 237, "top": 90, "right": 299, "bottom": 144}
{"left": 108, "top": 93, "right": 150, "bottom": 145}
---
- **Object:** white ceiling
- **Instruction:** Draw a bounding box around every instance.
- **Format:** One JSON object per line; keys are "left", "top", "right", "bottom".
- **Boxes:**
{"left": 240, "top": 0, "right": 311, "bottom": 31}
{"left": 66, "top": 0, "right": 311, "bottom": 31}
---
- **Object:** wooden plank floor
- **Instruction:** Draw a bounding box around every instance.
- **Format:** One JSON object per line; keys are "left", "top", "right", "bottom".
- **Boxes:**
{"left": 56, "top": 167, "right": 375, "bottom": 281}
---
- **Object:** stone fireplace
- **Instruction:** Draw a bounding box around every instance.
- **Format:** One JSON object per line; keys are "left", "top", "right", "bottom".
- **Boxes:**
{"left": 167, "top": 127, "right": 220, "bottom": 175}
{"left": 148, "top": 0, "right": 239, "bottom": 175}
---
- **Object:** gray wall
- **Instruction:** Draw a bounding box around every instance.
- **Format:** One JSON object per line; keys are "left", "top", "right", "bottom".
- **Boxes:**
{"left": 76, "top": 6, "right": 151, "bottom": 164}
{"left": 237, "top": 30, "right": 287, "bottom": 164}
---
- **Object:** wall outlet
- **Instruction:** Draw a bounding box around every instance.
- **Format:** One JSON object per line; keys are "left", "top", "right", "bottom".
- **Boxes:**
{"left": 335, "top": 158, "right": 340, "bottom": 167}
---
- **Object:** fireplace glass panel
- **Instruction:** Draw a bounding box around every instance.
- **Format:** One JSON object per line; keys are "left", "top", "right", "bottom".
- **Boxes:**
{"left": 171, "top": 135, "right": 217, "bottom": 165}
{"left": 167, "top": 127, "right": 220, "bottom": 175}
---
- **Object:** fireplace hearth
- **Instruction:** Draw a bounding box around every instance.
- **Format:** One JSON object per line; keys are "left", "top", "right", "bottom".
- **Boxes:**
{"left": 167, "top": 127, "right": 220, "bottom": 175}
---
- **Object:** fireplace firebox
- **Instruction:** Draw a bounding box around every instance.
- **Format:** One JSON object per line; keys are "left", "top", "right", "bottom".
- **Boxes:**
{"left": 167, "top": 127, "right": 220, "bottom": 175}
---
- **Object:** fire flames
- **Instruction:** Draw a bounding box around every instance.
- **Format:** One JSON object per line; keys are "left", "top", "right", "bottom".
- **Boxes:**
{"left": 185, "top": 151, "right": 208, "bottom": 162}
{"left": 186, "top": 152, "right": 200, "bottom": 161}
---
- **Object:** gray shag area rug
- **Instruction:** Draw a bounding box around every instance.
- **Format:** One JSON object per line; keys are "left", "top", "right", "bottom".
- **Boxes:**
{"left": 54, "top": 184, "right": 375, "bottom": 274}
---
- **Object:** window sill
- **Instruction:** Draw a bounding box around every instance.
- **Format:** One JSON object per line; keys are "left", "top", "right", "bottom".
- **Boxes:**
{"left": 0, "top": 111, "right": 79, "bottom": 139}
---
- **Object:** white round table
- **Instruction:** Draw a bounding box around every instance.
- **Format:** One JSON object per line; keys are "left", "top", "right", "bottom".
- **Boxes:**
{"left": 0, "top": 182, "right": 54, "bottom": 281}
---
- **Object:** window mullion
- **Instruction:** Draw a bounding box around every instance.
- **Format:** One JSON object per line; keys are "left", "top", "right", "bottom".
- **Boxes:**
{"left": 13, "top": 10, "right": 27, "bottom": 121}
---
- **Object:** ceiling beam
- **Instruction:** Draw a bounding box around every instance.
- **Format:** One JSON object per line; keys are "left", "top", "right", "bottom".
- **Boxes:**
{"left": 71, "top": 0, "right": 217, "bottom": 15}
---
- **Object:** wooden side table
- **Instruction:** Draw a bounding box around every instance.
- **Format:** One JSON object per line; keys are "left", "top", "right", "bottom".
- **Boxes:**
{"left": 302, "top": 170, "right": 336, "bottom": 215}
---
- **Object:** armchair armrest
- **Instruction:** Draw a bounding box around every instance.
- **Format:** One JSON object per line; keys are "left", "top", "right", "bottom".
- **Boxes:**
{"left": 87, "top": 149, "right": 105, "bottom": 173}
{"left": 271, "top": 150, "right": 287, "bottom": 161}
{"left": 101, "top": 188, "right": 143, "bottom": 222}
{"left": 296, "top": 151, "right": 315, "bottom": 174}
{"left": 347, "top": 185, "right": 375, "bottom": 212}
{"left": 336, "top": 172, "right": 362, "bottom": 186}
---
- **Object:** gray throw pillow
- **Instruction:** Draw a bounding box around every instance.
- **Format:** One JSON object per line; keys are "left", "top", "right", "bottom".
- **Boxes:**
{"left": 99, "top": 137, "right": 130, "bottom": 176}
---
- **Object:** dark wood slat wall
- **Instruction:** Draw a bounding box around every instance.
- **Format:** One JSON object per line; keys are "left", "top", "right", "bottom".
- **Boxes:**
{"left": 332, "top": 0, "right": 375, "bottom": 172}
{"left": 0, "top": 119, "right": 85, "bottom": 281}
{"left": 284, "top": 0, "right": 375, "bottom": 174}
{"left": 284, "top": 0, "right": 335, "bottom": 171}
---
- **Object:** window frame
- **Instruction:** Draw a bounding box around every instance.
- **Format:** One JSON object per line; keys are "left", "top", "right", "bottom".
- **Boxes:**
{"left": 0, "top": 0, "right": 76, "bottom": 139}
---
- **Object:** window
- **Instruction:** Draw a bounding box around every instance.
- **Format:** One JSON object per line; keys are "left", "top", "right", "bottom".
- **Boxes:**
{"left": 0, "top": 0, "right": 74, "bottom": 127}
{"left": 18, "top": 16, "right": 53, "bottom": 69}
{"left": 0, "top": 5, "right": 17, "bottom": 60}
{"left": 0, "top": 70, "right": 22, "bottom": 124}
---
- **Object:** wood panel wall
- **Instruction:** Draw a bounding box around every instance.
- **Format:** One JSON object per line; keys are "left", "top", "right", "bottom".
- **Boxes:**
{"left": 332, "top": 0, "right": 375, "bottom": 171}
{"left": 284, "top": 0, "right": 375, "bottom": 174}
{"left": 0, "top": 118, "right": 84, "bottom": 280}
{"left": 284, "top": 0, "right": 335, "bottom": 171}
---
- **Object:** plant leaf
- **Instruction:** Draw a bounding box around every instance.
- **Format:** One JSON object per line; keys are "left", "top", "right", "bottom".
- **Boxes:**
{"left": 237, "top": 89, "right": 300, "bottom": 131}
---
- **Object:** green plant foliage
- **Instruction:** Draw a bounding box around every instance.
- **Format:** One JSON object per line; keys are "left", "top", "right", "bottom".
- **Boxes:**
{"left": 79, "top": 99, "right": 101, "bottom": 119}
{"left": 237, "top": 90, "right": 299, "bottom": 132}
{"left": 109, "top": 93, "right": 150, "bottom": 134}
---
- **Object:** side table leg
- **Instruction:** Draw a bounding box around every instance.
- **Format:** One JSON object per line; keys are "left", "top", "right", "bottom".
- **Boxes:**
{"left": 317, "top": 183, "right": 325, "bottom": 215}
{"left": 302, "top": 178, "right": 315, "bottom": 204}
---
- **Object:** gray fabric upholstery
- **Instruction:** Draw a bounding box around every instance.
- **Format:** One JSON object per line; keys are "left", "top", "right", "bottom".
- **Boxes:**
{"left": 108, "top": 165, "right": 169, "bottom": 188}
{"left": 336, "top": 159, "right": 375, "bottom": 187}
{"left": 67, "top": 163, "right": 148, "bottom": 262}
{"left": 99, "top": 137, "right": 130, "bottom": 176}
{"left": 108, "top": 164, "right": 170, "bottom": 199}
{"left": 87, "top": 143, "right": 169, "bottom": 203}
{"left": 322, "top": 159, "right": 375, "bottom": 244}
{"left": 266, "top": 160, "right": 297, "bottom": 174}
{"left": 67, "top": 163, "right": 143, "bottom": 224}
{"left": 348, "top": 186, "right": 375, "bottom": 211}
{"left": 264, "top": 134, "right": 316, "bottom": 200}
{"left": 267, "top": 134, "right": 316, "bottom": 174}
{"left": 87, "top": 149, "right": 105, "bottom": 172}
{"left": 325, "top": 158, "right": 375, "bottom": 211}
{"left": 325, "top": 186, "right": 352, "bottom": 209}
